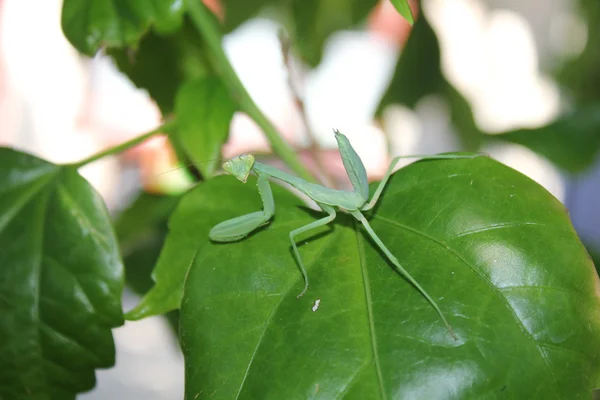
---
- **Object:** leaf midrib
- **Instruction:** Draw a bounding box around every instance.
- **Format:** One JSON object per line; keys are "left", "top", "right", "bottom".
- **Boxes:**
{"left": 34, "top": 182, "right": 51, "bottom": 395}
{"left": 0, "top": 169, "right": 59, "bottom": 233}
{"left": 354, "top": 220, "right": 386, "bottom": 400}
{"left": 233, "top": 228, "right": 339, "bottom": 400}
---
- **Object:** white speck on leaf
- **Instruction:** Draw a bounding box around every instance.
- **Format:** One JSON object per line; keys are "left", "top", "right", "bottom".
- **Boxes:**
{"left": 312, "top": 299, "right": 321, "bottom": 312}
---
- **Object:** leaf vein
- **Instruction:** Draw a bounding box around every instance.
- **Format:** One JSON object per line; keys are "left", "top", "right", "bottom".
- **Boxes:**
{"left": 233, "top": 228, "right": 338, "bottom": 399}
{"left": 500, "top": 285, "right": 593, "bottom": 306}
{"left": 39, "top": 320, "right": 101, "bottom": 364}
{"left": 337, "top": 361, "right": 371, "bottom": 398}
{"left": 354, "top": 220, "right": 386, "bottom": 400}
{"left": 34, "top": 187, "right": 50, "bottom": 392}
{"left": 372, "top": 214, "right": 563, "bottom": 396}
{"left": 43, "top": 255, "right": 97, "bottom": 315}
{"left": 382, "top": 173, "right": 474, "bottom": 200}
{"left": 56, "top": 183, "right": 111, "bottom": 251}
{"left": 446, "top": 221, "right": 546, "bottom": 240}
{"left": 0, "top": 171, "right": 57, "bottom": 233}
{"left": 538, "top": 342, "right": 595, "bottom": 362}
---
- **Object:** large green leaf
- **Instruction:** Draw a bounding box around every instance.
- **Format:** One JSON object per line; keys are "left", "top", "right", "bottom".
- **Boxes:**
{"left": 174, "top": 77, "right": 237, "bottom": 178}
{"left": 109, "top": 16, "right": 214, "bottom": 115}
{"left": 132, "top": 156, "right": 600, "bottom": 397}
{"left": 125, "top": 176, "right": 303, "bottom": 322}
{"left": 61, "top": 0, "right": 185, "bottom": 56}
{"left": 490, "top": 105, "right": 600, "bottom": 173}
{"left": 0, "top": 149, "right": 124, "bottom": 399}
{"left": 289, "top": 0, "right": 378, "bottom": 66}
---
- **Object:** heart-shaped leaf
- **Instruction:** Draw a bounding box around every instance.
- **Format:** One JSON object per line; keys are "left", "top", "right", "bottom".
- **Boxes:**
{"left": 0, "top": 149, "right": 124, "bottom": 399}
{"left": 61, "top": 0, "right": 185, "bottom": 56}
{"left": 131, "top": 155, "right": 600, "bottom": 397}
{"left": 174, "top": 77, "right": 237, "bottom": 178}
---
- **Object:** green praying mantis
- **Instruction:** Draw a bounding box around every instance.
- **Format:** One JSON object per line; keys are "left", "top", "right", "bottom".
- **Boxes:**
{"left": 209, "top": 130, "right": 479, "bottom": 336}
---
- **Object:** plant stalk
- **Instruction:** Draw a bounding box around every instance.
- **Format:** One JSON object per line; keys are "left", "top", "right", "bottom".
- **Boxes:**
{"left": 70, "top": 121, "right": 176, "bottom": 169}
{"left": 186, "top": 0, "right": 316, "bottom": 182}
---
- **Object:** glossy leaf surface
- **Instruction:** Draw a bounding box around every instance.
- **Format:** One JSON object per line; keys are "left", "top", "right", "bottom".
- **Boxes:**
{"left": 174, "top": 77, "right": 237, "bottom": 178}
{"left": 0, "top": 149, "right": 124, "bottom": 399}
{"left": 61, "top": 0, "right": 185, "bottom": 56}
{"left": 134, "top": 156, "right": 600, "bottom": 397}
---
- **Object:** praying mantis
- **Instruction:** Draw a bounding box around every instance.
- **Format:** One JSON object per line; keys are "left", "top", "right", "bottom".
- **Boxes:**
{"left": 209, "top": 130, "right": 479, "bottom": 336}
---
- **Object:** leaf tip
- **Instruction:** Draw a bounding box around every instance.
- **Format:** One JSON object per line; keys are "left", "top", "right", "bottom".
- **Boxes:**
{"left": 390, "top": 0, "right": 415, "bottom": 25}
{"left": 124, "top": 302, "right": 154, "bottom": 321}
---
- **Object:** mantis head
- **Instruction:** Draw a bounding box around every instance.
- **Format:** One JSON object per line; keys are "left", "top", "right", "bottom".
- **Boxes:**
{"left": 222, "top": 154, "right": 255, "bottom": 183}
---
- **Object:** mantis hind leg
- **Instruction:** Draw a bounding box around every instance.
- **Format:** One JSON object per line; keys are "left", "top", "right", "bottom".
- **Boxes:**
{"left": 350, "top": 210, "right": 456, "bottom": 339}
{"left": 289, "top": 204, "right": 336, "bottom": 298}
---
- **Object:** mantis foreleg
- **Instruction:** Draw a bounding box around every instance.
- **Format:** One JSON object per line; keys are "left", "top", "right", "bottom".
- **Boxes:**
{"left": 362, "top": 154, "right": 479, "bottom": 211}
{"left": 209, "top": 173, "right": 275, "bottom": 242}
{"left": 350, "top": 210, "right": 456, "bottom": 339}
{"left": 289, "top": 204, "right": 337, "bottom": 299}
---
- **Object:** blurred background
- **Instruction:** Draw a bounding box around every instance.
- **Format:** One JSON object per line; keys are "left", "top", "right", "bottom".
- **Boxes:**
{"left": 0, "top": 0, "right": 598, "bottom": 397}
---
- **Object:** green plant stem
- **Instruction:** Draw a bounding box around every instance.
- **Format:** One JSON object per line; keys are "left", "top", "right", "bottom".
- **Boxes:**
{"left": 70, "top": 121, "right": 175, "bottom": 169}
{"left": 186, "top": 0, "right": 316, "bottom": 183}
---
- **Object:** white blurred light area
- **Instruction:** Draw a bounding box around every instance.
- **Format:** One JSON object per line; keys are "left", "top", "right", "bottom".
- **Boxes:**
{"left": 222, "top": 17, "right": 398, "bottom": 178}
{"left": 222, "top": 18, "right": 300, "bottom": 157}
{"left": 0, "top": 0, "right": 161, "bottom": 210}
{"left": 219, "top": 0, "right": 573, "bottom": 199}
{"left": 0, "top": 0, "right": 588, "bottom": 397}
{"left": 424, "top": 0, "right": 561, "bottom": 133}
{"left": 303, "top": 28, "right": 398, "bottom": 177}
